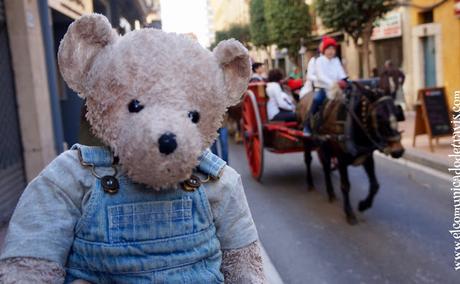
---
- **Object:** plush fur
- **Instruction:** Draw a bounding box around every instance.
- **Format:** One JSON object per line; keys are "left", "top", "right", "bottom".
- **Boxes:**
{"left": 0, "top": 257, "right": 65, "bottom": 284}
{"left": 58, "top": 14, "right": 250, "bottom": 189}
{"left": 221, "top": 241, "right": 266, "bottom": 284}
{"left": 1, "top": 14, "right": 263, "bottom": 283}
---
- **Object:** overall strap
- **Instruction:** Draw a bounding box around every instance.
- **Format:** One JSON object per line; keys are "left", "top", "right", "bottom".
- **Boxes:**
{"left": 197, "top": 150, "right": 226, "bottom": 179}
{"left": 71, "top": 143, "right": 114, "bottom": 167}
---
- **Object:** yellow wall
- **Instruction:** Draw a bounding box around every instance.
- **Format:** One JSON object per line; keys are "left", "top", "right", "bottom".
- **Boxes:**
{"left": 411, "top": 0, "right": 460, "bottom": 108}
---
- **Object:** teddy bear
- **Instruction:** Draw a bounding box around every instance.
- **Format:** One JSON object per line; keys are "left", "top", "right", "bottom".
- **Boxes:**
{"left": 0, "top": 14, "right": 264, "bottom": 283}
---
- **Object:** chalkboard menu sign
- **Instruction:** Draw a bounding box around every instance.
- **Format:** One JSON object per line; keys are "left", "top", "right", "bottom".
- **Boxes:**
{"left": 420, "top": 88, "right": 452, "bottom": 136}
{"left": 413, "top": 87, "right": 452, "bottom": 152}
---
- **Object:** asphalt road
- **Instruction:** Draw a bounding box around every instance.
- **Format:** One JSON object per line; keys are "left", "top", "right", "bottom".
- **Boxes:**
{"left": 228, "top": 142, "right": 456, "bottom": 284}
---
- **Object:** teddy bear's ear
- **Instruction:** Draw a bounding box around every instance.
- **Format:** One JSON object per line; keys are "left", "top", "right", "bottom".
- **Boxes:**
{"left": 58, "top": 14, "right": 117, "bottom": 95}
{"left": 213, "top": 39, "right": 251, "bottom": 106}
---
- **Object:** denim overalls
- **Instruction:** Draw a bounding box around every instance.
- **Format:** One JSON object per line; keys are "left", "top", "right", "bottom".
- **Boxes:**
{"left": 65, "top": 145, "right": 225, "bottom": 283}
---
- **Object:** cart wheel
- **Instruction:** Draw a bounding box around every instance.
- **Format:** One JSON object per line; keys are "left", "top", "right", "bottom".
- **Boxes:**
{"left": 242, "top": 90, "right": 264, "bottom": 180}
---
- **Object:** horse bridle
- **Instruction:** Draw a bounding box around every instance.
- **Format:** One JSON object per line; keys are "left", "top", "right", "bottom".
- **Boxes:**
{"left": 367, "top": 95, "right": 401, "bottom": 142}
{"left": 341, "top": 94, "right": 400, "bottom": 153}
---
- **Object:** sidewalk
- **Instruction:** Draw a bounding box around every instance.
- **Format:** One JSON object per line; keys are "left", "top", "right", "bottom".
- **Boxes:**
{"left": 399, "top": 111, "right": 450, "bottom": 173}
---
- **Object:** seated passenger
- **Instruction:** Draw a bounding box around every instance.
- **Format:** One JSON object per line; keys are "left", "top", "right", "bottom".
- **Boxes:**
{"left": 266, "top": 69, "right": 296, "bottom": 122}
{"left": 250, "top": 62, "right": 266, "bottom": 83}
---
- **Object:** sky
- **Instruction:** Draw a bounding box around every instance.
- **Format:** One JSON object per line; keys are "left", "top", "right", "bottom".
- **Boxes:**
{"left": 160, "top": 0, "right": 211, "bottom": 47}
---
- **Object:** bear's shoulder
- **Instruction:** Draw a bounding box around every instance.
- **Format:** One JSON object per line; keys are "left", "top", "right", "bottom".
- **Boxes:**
{"left": 36, "top": 149, "right": 94, "bottom": 189}
{"left": 202, "top": 165, "right": 243, "bottom": 203}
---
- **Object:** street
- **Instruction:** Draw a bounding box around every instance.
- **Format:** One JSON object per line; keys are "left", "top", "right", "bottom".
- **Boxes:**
{"left": 228, "top": 142, "right": 456, "bottom": 284}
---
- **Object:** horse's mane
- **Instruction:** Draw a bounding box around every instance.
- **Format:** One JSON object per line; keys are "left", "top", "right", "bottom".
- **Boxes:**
{"left": 351, "top": 81, "right": 380, "bottom": 102}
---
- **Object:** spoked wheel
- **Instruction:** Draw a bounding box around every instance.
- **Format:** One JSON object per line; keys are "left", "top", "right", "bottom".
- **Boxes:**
{"left": 242, "top": 90, "right": 264, "bottom": 180}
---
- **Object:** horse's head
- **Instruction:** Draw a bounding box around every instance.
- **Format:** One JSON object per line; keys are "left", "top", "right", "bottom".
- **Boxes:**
{"left": 366, "top": 90, "right": 405, "bottom": 159}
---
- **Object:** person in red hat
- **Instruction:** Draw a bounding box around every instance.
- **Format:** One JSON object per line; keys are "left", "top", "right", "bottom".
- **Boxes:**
{"left": 303, "top": 36, "right": 347, "bottom": 136}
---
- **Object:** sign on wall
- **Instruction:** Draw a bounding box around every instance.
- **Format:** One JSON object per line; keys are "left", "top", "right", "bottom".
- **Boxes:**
{"left": 371, "top": 12, "right": 402, "bottom": 40}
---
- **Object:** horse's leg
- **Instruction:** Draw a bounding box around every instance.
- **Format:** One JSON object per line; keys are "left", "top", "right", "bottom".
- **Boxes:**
{"left": 358, "top": 154, "right": 380, "bottom": 212}
{"left": 303, "top": 144, "right": 315, "bottom": 191}
{"left": 319, "top": 147, "right": 336, "bottom": 202}
{"left": 337, "top": 159, "right": 358, "bottom": 225}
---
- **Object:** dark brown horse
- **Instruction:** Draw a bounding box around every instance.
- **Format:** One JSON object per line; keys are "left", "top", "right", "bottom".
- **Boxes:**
{"left": 298, "top": 82, "right": 405, "bottom": 224}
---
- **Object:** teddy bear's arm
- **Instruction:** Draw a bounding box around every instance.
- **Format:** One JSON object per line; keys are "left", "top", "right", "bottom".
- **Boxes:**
{"left": 205, "top": 166, "right": 265, "bottom": 283}
{"left": 0, "top": 150, "right": 90, "bottom": 282}
{"left": 221, "top": 241, "right": 265, "bottom": 284}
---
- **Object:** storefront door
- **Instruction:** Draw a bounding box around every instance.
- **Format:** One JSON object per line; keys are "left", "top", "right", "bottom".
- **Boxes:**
{"left": 422, "top": 35, "right": 437, "bottom": 87}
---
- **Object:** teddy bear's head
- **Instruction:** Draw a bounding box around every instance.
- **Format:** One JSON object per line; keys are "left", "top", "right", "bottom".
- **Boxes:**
{"left": 58, "top": 14, "right": 250, "bottom": 189}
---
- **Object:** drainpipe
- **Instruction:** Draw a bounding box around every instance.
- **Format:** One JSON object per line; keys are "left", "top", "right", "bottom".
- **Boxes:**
{"left": 37, "top": 0, "right": 64, "bottom": 153}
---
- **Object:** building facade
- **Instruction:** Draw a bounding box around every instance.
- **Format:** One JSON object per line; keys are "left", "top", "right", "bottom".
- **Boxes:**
{"left": 307, "top": 0, "right": 460, "bottom": 110}
{"left": 405, "top": 0, "right": 460, "bottom": 108}
{"left": 209, "top": 0, "right": 249, "bottom": 32}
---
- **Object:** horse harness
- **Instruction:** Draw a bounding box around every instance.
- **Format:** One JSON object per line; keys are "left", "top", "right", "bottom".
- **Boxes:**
{"left": 314, "top": 87, "right": 397, "bottom": 154}
{"left": 340, "top": 93, "right": 401, "bottom": 155}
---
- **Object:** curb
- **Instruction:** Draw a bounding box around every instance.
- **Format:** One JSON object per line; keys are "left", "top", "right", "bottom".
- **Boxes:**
{"left": 375, "top": 152, "right": 450, "bottom": 182}
{"left": 402, "top": 148, "right": 448, "bottom": 174}
{"left": 260, "top": 243, "right": 284, "bottom": 284}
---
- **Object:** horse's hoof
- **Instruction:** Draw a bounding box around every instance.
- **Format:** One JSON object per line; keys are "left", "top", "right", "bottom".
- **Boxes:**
{"left": 328, "top": 194, "right": 337, "bottom": 203}
{"left": 358, "top": 200, "right": 371, "bottom": 212}
{"left": 346, "top": 215, "right": 358, "bottom": 225}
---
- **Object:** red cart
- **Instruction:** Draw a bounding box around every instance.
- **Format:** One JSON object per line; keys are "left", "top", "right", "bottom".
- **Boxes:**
{"left": 241, "top": 82, "right": 309, "bottom": 180}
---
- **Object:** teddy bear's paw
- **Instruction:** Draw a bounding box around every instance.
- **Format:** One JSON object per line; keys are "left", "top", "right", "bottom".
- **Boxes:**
{"left": 221, "top": 241, "right": 266, "bottom": 284}
{"left": 0, "top": 257, "right": 65, "bottom": 284}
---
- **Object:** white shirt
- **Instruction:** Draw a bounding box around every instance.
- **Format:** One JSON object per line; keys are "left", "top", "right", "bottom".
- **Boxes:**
{"left": 299, "top": 57, "right": 318, "bottom": 99}
{"left": 315, "top": 55, "right": 346, "bottom": 91}
{"left": 250, "top": 73, "right": 265, "bottom": 82}
{"left": 306, "top": 57, "right": 318, "bottom": 83}
{"left": 266, "top": 82, "right": 295, "bottom": 120}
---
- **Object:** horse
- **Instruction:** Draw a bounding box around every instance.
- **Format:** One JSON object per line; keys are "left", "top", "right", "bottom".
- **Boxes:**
{"left": 298, "top": 81, "right": 405, "bottom": 225}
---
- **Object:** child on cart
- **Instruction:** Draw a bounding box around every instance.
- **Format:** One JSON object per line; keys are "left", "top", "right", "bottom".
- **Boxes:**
{"left": 266, "top": 69, "right": 297, "bottom": 122}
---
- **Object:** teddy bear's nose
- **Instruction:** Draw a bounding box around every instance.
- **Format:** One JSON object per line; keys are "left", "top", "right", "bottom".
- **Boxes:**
{"left": 158, "top": 132, "right": 177, "bottom": 155}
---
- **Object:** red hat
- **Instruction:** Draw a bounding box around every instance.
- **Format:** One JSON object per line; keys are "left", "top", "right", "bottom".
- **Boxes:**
{"left": 321, "top": 36, "right": 337, "bottom": 53}
{"left": 287, "top": 78, "right": 303, "bottom": 91}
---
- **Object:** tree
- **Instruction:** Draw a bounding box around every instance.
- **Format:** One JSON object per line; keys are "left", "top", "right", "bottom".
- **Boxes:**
{"left": 315, "top": 0, "right": 398, "bottom": 77}
{"left": 250, "top": 0, "right": 273, "bottom": 48}
{"left": 249, "top": 0, "right": 273, "bottom": 66}
{"left": 212, "top": 24, "right": 251, "bottom": 49}
{"left": 263, "top": 0, "right": 311, "bottom": 64}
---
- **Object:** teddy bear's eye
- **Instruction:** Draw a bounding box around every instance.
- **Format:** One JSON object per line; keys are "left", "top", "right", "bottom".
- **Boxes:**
{"left": 128, "top": 99, "right": 144, "bottom": 113}
{"left": 188, "top": 111, "right": 200, "bottom": 123}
